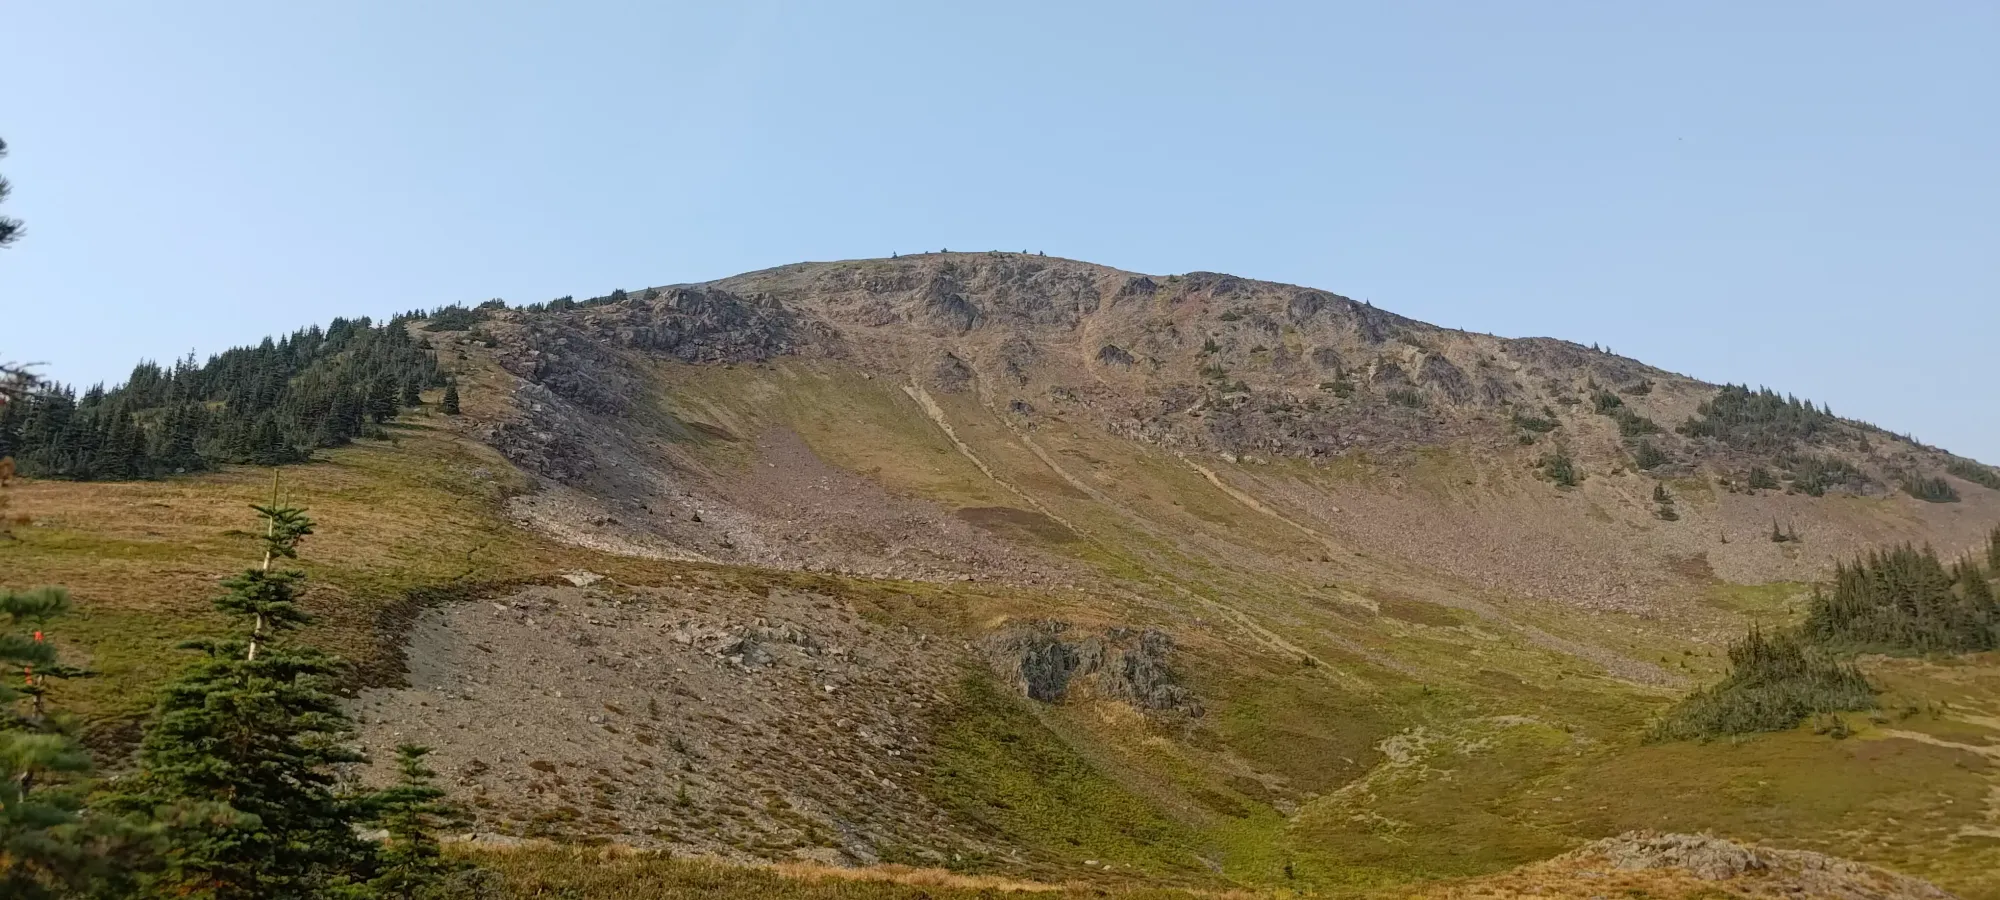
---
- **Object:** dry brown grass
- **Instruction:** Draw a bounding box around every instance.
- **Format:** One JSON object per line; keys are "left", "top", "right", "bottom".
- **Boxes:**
{"left": 469, "top": 844, "right": 1254, "bottom": 899}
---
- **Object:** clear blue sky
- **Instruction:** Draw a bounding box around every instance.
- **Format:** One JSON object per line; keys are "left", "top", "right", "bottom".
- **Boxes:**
{"left": 4, "top": 2, "right": 1996, "bottom": 460}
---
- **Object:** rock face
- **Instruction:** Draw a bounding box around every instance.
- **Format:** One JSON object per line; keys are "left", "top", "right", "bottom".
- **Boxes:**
{"left": 1419, "top": 831, "right": 1960, "bottom": 899}
{"left": 459, "top": 252, "right": 1981, "bottom": 493}
{"left": 983, "top": 621, "right": 1202, "bottom": 717}
{"left": 1571, "top": 832, "right": 1956, "bottom": 899}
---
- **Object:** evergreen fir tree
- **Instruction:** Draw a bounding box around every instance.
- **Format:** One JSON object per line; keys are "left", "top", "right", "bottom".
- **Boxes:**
{"left": 363, "top": 745, "right": 480, "bottom": 899}
{"left": 0, "top": 586, "right": 142, "bottom": 899}
{"left": 440, "top": 382, "right": 460, "bottom": 416}
{"left": 0, "top": 137, "right": 22, "bottom": 249}
{"left": 114, "top": 483, "right": 377, "bottom": 899}
{"left": 1653, "top": 483, "right": 1678, "bottom": 521}
{"left": 367, "top": 378, "right": 397, "bottom": 424}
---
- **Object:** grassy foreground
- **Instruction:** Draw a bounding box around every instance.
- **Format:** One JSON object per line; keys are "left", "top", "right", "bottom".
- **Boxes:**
{"left": 474, "top": 847, "right": 1230, "bottom": 899}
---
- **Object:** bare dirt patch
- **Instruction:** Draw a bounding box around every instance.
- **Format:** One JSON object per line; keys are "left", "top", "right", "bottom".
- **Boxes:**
{"left": 351, "top": 583, "right": 980, "bottom": 864}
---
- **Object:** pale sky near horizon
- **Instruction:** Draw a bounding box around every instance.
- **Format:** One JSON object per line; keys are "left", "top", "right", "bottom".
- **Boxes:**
{"left": 4, "top": 3, "right": 1996, "bottom": 460}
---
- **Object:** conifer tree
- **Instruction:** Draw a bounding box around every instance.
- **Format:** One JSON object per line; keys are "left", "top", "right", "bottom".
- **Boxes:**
{"left": 364, "top": 745, "right": 480, "bottom": 899}
{"left": 1653, "top": 483, "right": 1678, "bottom": 521}
{"left": 440, "top": 382, "right": 460, "bottom": 416}
{"left": 0, "top": 137, "right": 21, "bottom": 249}
{"left": 0, "top": 583, "right": 145, "bottom": 899}
{"left": 0, "top": 587, "right": 99, "bottom": 900}
{"left": 115, "top": 481, "right": 376, "bottom": 899}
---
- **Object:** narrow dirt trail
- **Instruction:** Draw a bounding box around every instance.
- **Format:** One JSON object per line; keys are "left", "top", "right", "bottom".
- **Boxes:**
{"left": 1882, "top": 728, "right": 2000, "bottom": 840}
{"left": 901, "top": 383, "right": 1088, "bottom": 539}
{"left": 908, "top": 381, "right": 1375, "bottom": 684}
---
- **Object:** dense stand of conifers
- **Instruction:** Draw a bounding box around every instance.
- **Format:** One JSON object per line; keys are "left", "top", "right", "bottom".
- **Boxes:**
{"left": 1652, "top": 528, "right": 2000, "bottom": 741}
{"left": 0, "top": 316, "right": 451, "bottom": 480}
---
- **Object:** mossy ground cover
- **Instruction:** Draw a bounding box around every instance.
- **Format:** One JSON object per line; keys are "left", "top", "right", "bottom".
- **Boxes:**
{"left": 924, "top": 674, "right": 1208, "bottom": 882}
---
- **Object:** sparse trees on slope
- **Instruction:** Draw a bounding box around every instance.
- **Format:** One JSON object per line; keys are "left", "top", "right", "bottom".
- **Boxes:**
{"left": 440, "top": 382, "right": 460, "bottom": 416}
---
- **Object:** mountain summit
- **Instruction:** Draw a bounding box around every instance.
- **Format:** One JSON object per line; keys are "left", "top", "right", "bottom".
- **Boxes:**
{"left": 8, "top": 252, "right": 1997, "bottom": 897}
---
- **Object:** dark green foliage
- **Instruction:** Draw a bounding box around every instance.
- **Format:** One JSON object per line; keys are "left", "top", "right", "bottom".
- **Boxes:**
{"left": 0, "top": 582, "right": 153, "bottom": 899}
{"left": 1650, "top": 626, "right": 1874, "bottom": 742}
{"left": 0, "top": 137, "right": 21, "bottom": 249}
{"left": 1588, "top": 388, "right": 1658, "bottom": 437}
{"left": 364, "top": 745, "right": 482, "bottom": 899}
{"left": 1990, "top": 526, "right": 2000, "bottom": 574}
{"left": 1653, "top": 483, "right": 1678, "bottom": 521}
{"left": 119, "top": 648, "right": 373, "bottom": 899}
{"left": 1946, "top": 459, "right": 2000, "bottom": 491}
{"left": 1677, "top": 384, "right": 1842, "bottom": 452}
{"left": 0, "top": 586, "right": 121, "bottom": 900}
{"left": 1612, "top": 409, "right": 1661, "bottom": 437}
{"left": 1802, "top": 544, "right": 2000, "bottom": 655}
{"left": 112, "top": 495, "right": 381, "bottom": 898}
{"left": 420, "top": 305, "right": 488, "bottom": 332}
{"left": 1663, "top": 537, "right": 1991, "bottom": 743}
{"left": 1510, "top": 410, "right": 1560, "bottom": 434}
{"left": 218, "top": 491, "right": 317, "bottom": 658}
{"left": 1539, "top": 449, "right": 1580, "bottom": 487}
{"left": 1632, "top": 440, "right": 1669, "bottom": 470}
{"left": 1901, "top": 474, "right": 1960, "bottom": 503}
{"left": 0, "top": 316, "right": 443, "bottom": 481}
{"left": 1746, "top": 467, "right": 1780, "bottom": 491}
{"left": 1782, "top": 453, "right": 1867, "bottom": 497}
{"left": 440, "top": 382, "right": 461, "bottom": 416}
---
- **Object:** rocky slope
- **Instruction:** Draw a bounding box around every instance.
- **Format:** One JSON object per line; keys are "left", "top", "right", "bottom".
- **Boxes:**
{"left": 358, "top": 253, "right": 2000, "bottom": 895}
{"left": 461, "top": 252, "right": 1999, "bottom": 612}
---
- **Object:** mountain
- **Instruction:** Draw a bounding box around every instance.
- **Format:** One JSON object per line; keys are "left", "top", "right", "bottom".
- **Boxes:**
{"left": 8, "top": 252, "right": 1997, "bottom": 898}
